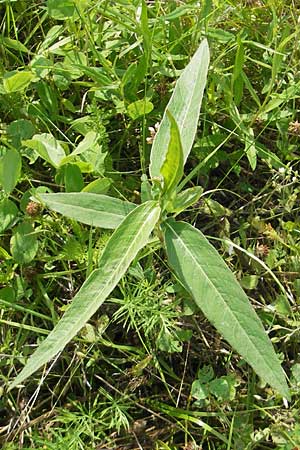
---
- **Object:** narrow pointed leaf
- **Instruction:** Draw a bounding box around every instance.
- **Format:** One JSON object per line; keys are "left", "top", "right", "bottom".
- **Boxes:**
{"left": 38, "top": 193, "right": 136, "bottom": 229}
{"left": 150, "top": 39, "right": 210, "bottom": 178}
{"left": 9, "top": 201, "right": 160, "bottom": 390}
{"left": 164, "top": 220, "right": 289, "bottom": 398}
{"left": 160, "top": 111, "right": 184, "bottom": 197}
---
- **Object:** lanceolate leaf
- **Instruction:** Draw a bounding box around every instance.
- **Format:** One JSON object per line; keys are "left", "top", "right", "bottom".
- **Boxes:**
{"left": 9, "top": 201, "right": 160, "bottom": 390}
{"left": 164, "top": 220, "right": 289, "bottom": 398}
{"left": 38, "top": 193, "right": 136, "bottom": 229}
{"left": 150, "top": 39, "right": 210, "bottom": 178}
{"left": 160, "top": 111, "right": 183, "bottom": 198}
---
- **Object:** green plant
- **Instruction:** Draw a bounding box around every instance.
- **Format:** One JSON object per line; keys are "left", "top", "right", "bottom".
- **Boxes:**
{"left": 8, "top": 38, "right": 289, "bottom": 399}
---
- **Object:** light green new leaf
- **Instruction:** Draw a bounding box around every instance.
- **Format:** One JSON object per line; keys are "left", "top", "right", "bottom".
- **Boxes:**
{"left": 150, "top": 39, "right": 209, "bottom": 178}
{"left": 3, "top": 71, "right": 34, "bottom": 93}
{"left": 23, "top": 133, "right": 65, "bottom": 168}
{"left": 82, "top": 177, "right": 112, "bottom": 194}
{"left": 9, "top": 201, "right": 160, "bottom": 390}
{"left": 38, "top": 193, "right": 136, "bottom": 229}
{"left": 127, "top": 99, "right": 153, "bottom": 120}
{"left": 164, "top": 220, "right": 289, "bottom": 398}
{"left": 160, "top": 111, "right": 183, "bottom": 198}
{"left": 71, "top": 131, "right": 98, "bottom": 156}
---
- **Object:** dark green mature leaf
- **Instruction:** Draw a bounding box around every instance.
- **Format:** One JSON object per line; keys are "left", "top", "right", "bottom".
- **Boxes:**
{"left": 9, "top": 201, "right": 160, "bottom": 390}
{"left": 10, "top": 222, "right": 38, "bottom": 264}
{"left": 47, "top": 0, "right": 76, "bottom": 19}
{"left": 164, "top": 220, "right": 289, "bottom": 398}
{"left": 39, "top": 193, "right": 136, "bottom": 229}
{"left": 7, "top": 119, "right": 35, "bottom": 148}
{"left": 63, "top": 164, "right": 84, "bottom": 192}
{"left": 0, "top": 148, "right": 22, "bottom": 194}
{"left": 150, "top": 39, "right": 209, "bottom": 178}
{"left": 0, "top": 198, "right": 18, "bottom": 232}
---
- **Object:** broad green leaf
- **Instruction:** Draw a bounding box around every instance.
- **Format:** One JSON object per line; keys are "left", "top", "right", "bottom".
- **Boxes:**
{"left": 39, "top": 193, "right": 136, "bottom": 229}
{"left": 209, "top": 375, "right": 237, "bottom": 401}
{"left": 47, "top": 0, "right": 76, "bottom": 19}
{"left": 59, "top": 132, "right": 107, "bottom": 174}
{"left": 191, "top": 379, "right": 209, "bottom": 401}
{"left": 127, "top": 98, "right": 153, "bottom": 120}
{"left": 82, "top": 177, "right": 112, "bottom": 194}
{"left": 3, "top": 71, "right": 34, "bottom": 93}
{"left": 167, "top": 186, "right": 203, "bottom": 214}
{"left": 63, "top": 51, "right": 87, "bottom": 80}
{"left": 150, "top": 39, "right": 209, "bottom": 178}
{"left": 9, "top": 201, "right": 160, "bottom": 390}
{"left": 37, "top": 25, "right": 63, "bottom": 54}
{"left": 164, "top": 220, "right": 289, "bottom": 398}
{"left": 0, "top": 198, "right": 18, "bottom": 232}
{"left": 63, "top": 164, "right": 84, "bottom": 192}
{"left": 7, "top": 119, "right": 35, "bottom": 148}
{"left": 71, "top": 131, "right": 98, "bottom": 156}
{"left": 200, "top": 198, "right": 231, "bottom": 218}
{"left": 30, "top": 56, "right": 52, "bottom": 78}
{"left": 10, "top": 222, "right": 38, "bottom": 264}
{"left": 23, "top": 133, "right": 66, "bottom": 168}
{"left": 36, "top": 81, "right": 58, "bottom": 116}
{"left": 0, "top": 148, "right": 22, "bottom": 194}
{"left": 160, "top": 111, "right": 184, "bottom": 198}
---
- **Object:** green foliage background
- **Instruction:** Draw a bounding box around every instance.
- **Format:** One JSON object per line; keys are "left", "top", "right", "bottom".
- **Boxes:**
{"left": 0, "top": 0, "right": 300, "bottom": 449}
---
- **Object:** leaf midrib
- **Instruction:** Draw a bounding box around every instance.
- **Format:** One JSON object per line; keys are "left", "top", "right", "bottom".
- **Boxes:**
{"left": 174, "top": 43, "right": 208, "bottom": 163}
{"left": 46, "top": 200, "right": 127, "bottom": 220}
